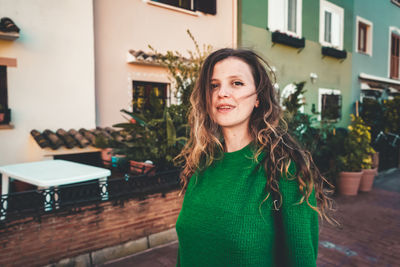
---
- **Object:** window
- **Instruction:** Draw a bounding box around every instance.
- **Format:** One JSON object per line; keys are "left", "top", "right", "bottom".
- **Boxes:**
{"left": 152, "top": 0, "right": 193, "bottom": 11}
{"left": 0, "top": 66, "right": 7, "bottom": 110}
{"left": 0, "top": 66, "right": 10, "bottom": 125}
{"left": 356, "top": 17, "right": 373, "bottom": 55}
{"left": 132, "top": 81, "right": 169, "bottom": 113}
{"left": 390, "top": 32, "right": 400, "bottom": 79}
{"left": 318, "top": 89, "right": 341, "bottom": 121}
{"left": 319, "top": 0, "right": 344, "bottom": 50}
{"left": 358, "top": 22, "right": 367, "bottom": 51}
{"left": 268, "top": 0, "right": 303, "bottom": 37}
{"left": 150, "top": 0, "right": 216, "bottom": 15}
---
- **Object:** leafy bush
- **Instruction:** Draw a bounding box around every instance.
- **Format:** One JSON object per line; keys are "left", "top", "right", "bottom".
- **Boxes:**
{"left": 149, "top": 29, "right": 212, "bottom": 119}
{"left": 105, "top": 30, "right": 210, "bottom": 171}
{"left": 338, "top": 114, "right": 375, "bottom": 172}
{"left": 360, "top": 98, "right": 384, "bottom": 139}
{"left": 112, "top": 106, "right": 187, "bottom": 171}
{"left": 383, "top": 96, "right": 400, "bottom": 134}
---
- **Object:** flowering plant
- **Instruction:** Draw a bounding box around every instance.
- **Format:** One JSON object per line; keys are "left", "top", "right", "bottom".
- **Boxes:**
{"left": 339, "top": 114, "right": 375, "bottom": 172}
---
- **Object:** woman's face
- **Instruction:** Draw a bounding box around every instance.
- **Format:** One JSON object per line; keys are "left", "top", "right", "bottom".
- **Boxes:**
{"left": 210, "top": 57, "right": 258, "bottom": 131}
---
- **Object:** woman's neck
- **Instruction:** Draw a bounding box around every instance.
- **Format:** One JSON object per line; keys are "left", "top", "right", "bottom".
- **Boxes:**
{"left": 222, "top": 127, "right": 253, "bottom": 152}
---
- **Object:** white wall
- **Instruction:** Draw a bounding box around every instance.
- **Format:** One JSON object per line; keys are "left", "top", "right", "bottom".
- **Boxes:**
{"left": 0, "top": 0, "right": 95, "bottom": 165}
{"left": 94, "top": 0, "right": 237, "bottom": 127}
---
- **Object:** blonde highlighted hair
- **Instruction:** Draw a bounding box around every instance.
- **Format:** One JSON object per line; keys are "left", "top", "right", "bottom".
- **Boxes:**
{"left": 175, "top": 48, "right": 335, "bottom": 224}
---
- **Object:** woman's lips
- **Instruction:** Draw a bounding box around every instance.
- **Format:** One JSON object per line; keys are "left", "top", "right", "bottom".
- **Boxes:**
{"left": 216, "top": 105, "right": 235, "bottom": 113}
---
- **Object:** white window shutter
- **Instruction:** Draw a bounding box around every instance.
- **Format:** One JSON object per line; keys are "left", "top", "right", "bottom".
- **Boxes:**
{"left": 268, "top": 0, "right": 285, "bottom": 32}
{"left": 331, "top": 11, "right": 340, "bottom": 48}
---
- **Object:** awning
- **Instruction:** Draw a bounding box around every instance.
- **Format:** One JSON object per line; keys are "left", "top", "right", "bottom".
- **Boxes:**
{"left": 359, "top": 73, "right": 400, "bottom": 92}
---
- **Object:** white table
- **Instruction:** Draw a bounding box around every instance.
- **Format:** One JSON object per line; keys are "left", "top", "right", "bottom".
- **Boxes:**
{"left": 0, "top": 160, "right": 111, "bottom": 219}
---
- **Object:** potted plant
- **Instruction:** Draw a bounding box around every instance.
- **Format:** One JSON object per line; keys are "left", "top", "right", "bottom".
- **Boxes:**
{"left": 112, "top": 105, "right": 187, "bottom": 176}
{"left": 94, "top": 134, "right": 114, "bottom": 167}
{"left": 337, "top": 115, "right": 368, "bottom": 196}
{"left": 359, "top": 123, "right": 377, "bottom": 192}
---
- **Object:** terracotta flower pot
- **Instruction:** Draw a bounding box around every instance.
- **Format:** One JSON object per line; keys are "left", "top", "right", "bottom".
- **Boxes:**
{"left": 338, "top": 171, "right": 363, "bottom": 196}
{"left": 359, "top": 168, "right": 378, "bottom": 192}
{"left": 129, "top": 160, "right": 156, "bottom": 176}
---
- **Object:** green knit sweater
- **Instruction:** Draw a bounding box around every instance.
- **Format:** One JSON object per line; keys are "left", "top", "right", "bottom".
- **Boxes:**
{"left": 175, "top": 142, "right": 318, "bottom": 266}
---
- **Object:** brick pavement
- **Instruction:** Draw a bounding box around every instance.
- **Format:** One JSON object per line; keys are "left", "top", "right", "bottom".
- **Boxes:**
{"left": 317, "top": 188, "right": 400, "bottom": 266}
{"left": 102, "top": 170, "right": 400, "bottom": 267}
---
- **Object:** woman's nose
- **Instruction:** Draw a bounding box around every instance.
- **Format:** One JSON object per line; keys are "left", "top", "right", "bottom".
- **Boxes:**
{"left": 217, "top": 84, "right": 231, "bottom": 97}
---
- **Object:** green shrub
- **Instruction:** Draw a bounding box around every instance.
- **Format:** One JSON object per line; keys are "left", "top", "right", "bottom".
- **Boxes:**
{"left": 338, "top": 114, "right": 375, "bottom": 172}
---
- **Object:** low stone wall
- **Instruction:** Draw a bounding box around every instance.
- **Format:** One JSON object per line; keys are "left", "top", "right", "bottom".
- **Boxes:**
{"left": 0, "top": 190, "right": 183, "bottom": 267}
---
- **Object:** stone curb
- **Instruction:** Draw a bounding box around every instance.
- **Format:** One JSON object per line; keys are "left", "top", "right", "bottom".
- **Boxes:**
{"left": 375, "top": 168, "right": 399, "bottom": 179}
{"left": 42, "top": 228, "right": 178, "bottom": 267}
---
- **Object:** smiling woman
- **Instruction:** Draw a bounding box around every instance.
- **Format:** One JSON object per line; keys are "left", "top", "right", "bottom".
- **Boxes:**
{"left": 174, "top": 48, "right": 335, "bottom": 267}
{"left": 210, "top": 58, "right": 259, "bottom": 151}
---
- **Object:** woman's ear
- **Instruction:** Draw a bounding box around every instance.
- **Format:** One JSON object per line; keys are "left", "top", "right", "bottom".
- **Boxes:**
{"left": 255, "top": 99, "right": 259, "bottom": 108}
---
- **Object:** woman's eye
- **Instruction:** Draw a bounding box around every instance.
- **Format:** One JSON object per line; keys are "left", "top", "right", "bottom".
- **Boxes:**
{"left": 233, "top": 81, "right": 244, "bottom": 86}
{"left": 210, "top": 83, "right": 219, "bottom": 89}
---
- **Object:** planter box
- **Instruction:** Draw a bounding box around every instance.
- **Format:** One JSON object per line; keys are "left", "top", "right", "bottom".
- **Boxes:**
{"left": 129, "top": 160, "right": 156, "bottom": 176}
{"left": 0, "top": 108, "right": 11, "bottom": 125}
{"left": 321, "top": 46, "right": 347, "bottom": 59}
{"left": 271, "top": 31, "right": 305, "bottom": 48}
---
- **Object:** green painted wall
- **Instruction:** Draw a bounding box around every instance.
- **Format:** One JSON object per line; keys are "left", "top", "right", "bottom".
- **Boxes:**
{"left": 241, "top": 0, "right": 268, "bottom": 29}
{"left": 351, "top": 0, "right": 400, "bottom": 105}
{"left": 242, "top": 24, "right": 353, "bottom": 127}
{"left": 329, "top": 0, "right": 354, "bottom": 52}
{"left": 241, "top": 0, "right": 354, "bottom": 52}
{"left": 239, "top": 0, "right": 355, "bottom": 127}
{"left": 302, "top": 0, "right": 320, "bottom": 42}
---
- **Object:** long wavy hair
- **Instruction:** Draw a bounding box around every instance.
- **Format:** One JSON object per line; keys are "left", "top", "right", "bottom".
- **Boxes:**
{"left": 175, "top": 48, "right": 335, "bottom": 223}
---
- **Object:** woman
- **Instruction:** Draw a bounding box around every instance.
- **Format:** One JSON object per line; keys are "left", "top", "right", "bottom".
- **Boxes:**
{"left": 175, "top": 48, "right": 334, "bottom": 266}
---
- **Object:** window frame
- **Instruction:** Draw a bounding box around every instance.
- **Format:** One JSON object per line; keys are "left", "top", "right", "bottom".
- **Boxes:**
{"left": 132, "top": 81, "right": 170, "bottom": 113}
{"left": 147, "top": 0, "right": 216, "bottom": 15}
{"left": 319, "top": 0, "right": 344, "bottom": 50}
{"left": 356, "top": 16, "right": 373, "bottom": 56}
{"left": 318, "top": 88, "right": 341, "bottom": 121}
{"left": 389, "top": 27, "right": 400, "bottom": 80}
{"left": 151, "top": 0, "right": 195, "bottom": 12}
{"left": 268, "top": 0, "right": 303, "bottom": 38}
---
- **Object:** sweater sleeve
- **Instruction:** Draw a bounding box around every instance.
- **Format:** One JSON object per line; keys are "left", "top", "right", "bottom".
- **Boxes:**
{"left": 278, "top": 161, "right": 319, "bottom": 267}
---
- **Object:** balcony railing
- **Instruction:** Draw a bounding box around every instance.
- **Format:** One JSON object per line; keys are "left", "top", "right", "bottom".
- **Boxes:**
{"left": 0, "top": 169, "right": 180, "bottom": 223}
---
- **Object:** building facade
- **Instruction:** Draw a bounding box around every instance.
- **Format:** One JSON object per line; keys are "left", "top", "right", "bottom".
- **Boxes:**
{"left": 0, "top": 0, "right": 96, "bottom": 165}
{"left": 352, "top": 0, "right": 400, "bottom": 103}
{"left": 94, "top": 0, "right": 237, "bottom": 127}
{"left": 239, "top": 0, "right": 354, "bottom": 127}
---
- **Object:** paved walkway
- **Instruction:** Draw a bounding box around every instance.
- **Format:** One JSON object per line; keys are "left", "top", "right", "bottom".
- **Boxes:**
{"left": 101, "top": 169, "right": 400, "bottom": 267}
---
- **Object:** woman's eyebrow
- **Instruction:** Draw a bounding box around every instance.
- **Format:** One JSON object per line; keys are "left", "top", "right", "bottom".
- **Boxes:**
{"left": 228, "top": 75, "right": 245, "bottom": 79}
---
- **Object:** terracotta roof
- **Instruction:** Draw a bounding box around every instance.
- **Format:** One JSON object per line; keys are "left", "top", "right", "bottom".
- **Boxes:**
{"left": 127, "top": 50, "right": 190, "bottom": 65}
{"left": 30, "top": 127, "right": 122, "bottom": 150}
{"left": 0, "top": 17, "right": 20, "bottom": 33}
{"left": 128, "top": 50, "right": 159, "bottom": 65}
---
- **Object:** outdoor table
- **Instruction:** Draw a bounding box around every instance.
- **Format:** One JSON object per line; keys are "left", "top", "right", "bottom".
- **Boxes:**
{"left": 0, "top": 160, "right": 111, "bottom": 220}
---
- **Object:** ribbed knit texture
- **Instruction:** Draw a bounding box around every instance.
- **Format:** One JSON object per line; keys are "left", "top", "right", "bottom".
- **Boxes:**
{"left": 175, "top": 142, "right": 318, "bottom": 266}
